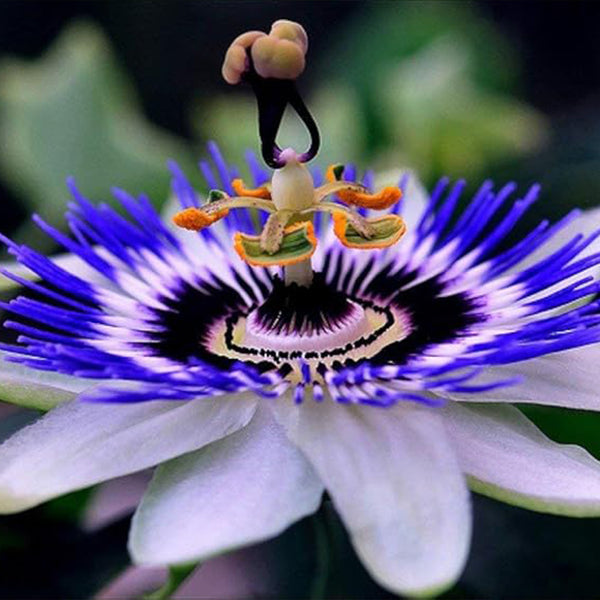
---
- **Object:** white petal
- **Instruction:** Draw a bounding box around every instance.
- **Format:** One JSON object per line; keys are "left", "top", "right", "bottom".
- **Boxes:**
{"left": 0, "top": 351, "right": 93, "bottom": 410}
{"left": 443, "top": 402, "right": 600, "bottom": 516}
{"left": 94, "top": 565, "right": 166, "bottom": 600}
{"left": 0, "top": 393, "right": 256, "bottom": 513}
{"left": 0, "top": 259, "right": 36, "bottom": 292}
{"left": 129, "top": 404, "right": 323, "bottom": 566}
{"left": 448, "top": 345, "right": 600, "bottom": 410}
{"left": 515, "top": 205, "right": 600, "bottom": 271}
{"left": 0, "top": 257, "right": 55, "bottom": 291}
{"left": 0, "top": 251, "right": 112, "bottom": 291}
{"left": 272, "top": 398, "right": 471, "bottom": 597}
{"left": 82, "top": 471, "right": 151, "bottom": 532}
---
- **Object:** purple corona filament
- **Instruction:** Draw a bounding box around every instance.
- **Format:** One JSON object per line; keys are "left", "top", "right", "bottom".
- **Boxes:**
{"left": 0, "top": 144, "right": 599, "bottom": 409}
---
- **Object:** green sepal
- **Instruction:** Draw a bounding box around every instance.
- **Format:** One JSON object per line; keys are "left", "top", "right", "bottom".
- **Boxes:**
{"left": 0, "top": 378, "right": 77, "bottom": 411}
{"left": 0, "top": 351, "right": 88, "bottom": 411}
{"left": 342, "top": 214, "right": 406, "bottom": 248}
{"left": 236, "top": 222, "right": 316, "bottom": 267}
{"left": 207, "top": 189, "right": 227, "bottom": 203}
{"left": 144, "top": 562, "right": 198, "bottom": 600}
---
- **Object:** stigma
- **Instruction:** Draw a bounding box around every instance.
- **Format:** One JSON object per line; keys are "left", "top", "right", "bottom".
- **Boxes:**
{"left": 171, "top": 19, "right": 407, "bottom": 288}
{"left": 221, "top": 20, "right": 317, "bottom": 168}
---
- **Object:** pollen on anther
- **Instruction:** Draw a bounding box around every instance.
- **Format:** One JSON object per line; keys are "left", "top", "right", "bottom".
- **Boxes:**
{"left": 172, "top": 207, "right": 229, "bottom": 231}
{"left": 337, "top": 186, "right": 402, "bottom": 211}
{"left": 232, "top": 178, "right": 272, "bottom": 199}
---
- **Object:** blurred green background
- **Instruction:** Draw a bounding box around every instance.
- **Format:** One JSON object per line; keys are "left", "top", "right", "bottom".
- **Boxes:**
{"left": 0, "top": 1, "right": 600, "bottom": 598}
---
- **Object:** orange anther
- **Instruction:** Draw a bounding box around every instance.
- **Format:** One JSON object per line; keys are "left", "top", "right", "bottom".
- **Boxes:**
{"left": 232, "top": 178, "right": 272, "bottom": 199}
{"left": 172, "top": 207, "right": 229, "bottom": 231}
{"left": 337, "top": 186, "right": 402, "bottom": 211}
{"left": 233, "top": 221, "right": 317, "bottom": 267}
{"left": 332, "top": 212, "right": 349, "bottom": 245}
{"left": 332, "top": 212, "right": 406, "bottom": 250}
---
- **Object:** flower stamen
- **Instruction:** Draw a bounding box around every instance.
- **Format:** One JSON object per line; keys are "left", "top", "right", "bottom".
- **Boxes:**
{"left": 234, "top": 221, "right": 317, "bottom": 267}
{"left": 324, "top": 163, "right": 403, "bottom": 210}
{"left": 231, "top": 178, "right": 272, "bottom": 199}
{"left": 172, "top": 155, "right": 407, "bottom": 283}
{"left": 172, "top": 206, "right": 229, "bottom": 231}
{"left": 332, "top": 212, "right": 407, "bottom": 249}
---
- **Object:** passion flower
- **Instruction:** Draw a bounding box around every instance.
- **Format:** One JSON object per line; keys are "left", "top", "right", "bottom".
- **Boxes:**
{"left": 0, "top": 20, "right": 600, "bottom": 597}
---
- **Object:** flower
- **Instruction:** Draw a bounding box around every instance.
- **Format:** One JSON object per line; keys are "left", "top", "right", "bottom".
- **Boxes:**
{"left": 1, "top": 142, "right": 600, "bottom": 596}
{"left": 2, "top": 19, "right": 600, "bottom": 598}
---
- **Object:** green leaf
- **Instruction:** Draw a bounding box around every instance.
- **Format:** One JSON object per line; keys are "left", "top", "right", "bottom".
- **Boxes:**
{"left": 319, "top": 2, "right": 517, "bottom": 94}
{"left": 519, "top": 404, "right": 600, "bottom": 461}
{"left": 379, "top": 36, "right": 547, "bottom": 180}
{"left": 43, "top": 488, "right": 95, "bottom": 523}
{"left": 315, "top": 2, "right": 547, "bottom": 180}
{"left": 0, "top": 21, "right": 195, "bottom": 252}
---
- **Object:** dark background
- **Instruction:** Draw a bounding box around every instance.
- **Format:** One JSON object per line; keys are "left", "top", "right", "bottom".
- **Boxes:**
{"left": 2, "top": 1, "right": 599, "bottom": 132}
{"left": 1, "top": 1, "right": 600, "bottom": 236}
{"left": 0, "top": 2, "right": 600, "bottom": 598}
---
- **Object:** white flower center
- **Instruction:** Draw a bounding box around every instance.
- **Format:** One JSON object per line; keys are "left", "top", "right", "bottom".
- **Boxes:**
{"left": 244, "top": 299, "right": 370, "bottom": 352}
{"left": 203, "top": 275, "right": 414, "bottom": 384}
